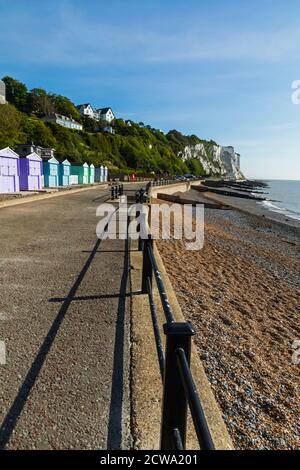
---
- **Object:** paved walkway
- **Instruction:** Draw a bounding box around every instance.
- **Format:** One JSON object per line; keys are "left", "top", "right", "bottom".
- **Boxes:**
{"left": 0, "top": 184, "right": 143, "bottom": 449}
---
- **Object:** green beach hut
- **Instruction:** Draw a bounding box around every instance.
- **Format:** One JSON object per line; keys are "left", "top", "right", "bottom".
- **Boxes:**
{"left": 89, "top": 164, "right": 95, "bottom": 184}
{"left": 70, "top": 162, "right": 89, "bottom": 185}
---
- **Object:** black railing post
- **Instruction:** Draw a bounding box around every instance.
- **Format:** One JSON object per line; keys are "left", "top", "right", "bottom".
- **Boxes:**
{"left": 137, "top": 207, "right": 143, "bottom": 251}
{"left": 160, "top": 322, "right": 195, "bottom": 450}
{"left": 142, "top": 235, "right": 153, "bottom": 294}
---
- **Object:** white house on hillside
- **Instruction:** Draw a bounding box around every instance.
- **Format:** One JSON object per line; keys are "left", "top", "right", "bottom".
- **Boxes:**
{"left": 42, "top": 114, "right": 83, "bottom": 131}
{"left": 0, "top": 80, "right": 6, "bottom": 104}
{"left": 77, "top": 103, "right": 100, "bottom": 120}
{"left": 103, "top": 126, "right": 116, "bottom": 134}
{"left": 77, "top": 104, "right": 115, "bottom": 123}
{"left": 97, "top": 107, "right": 115, "bottom": 123}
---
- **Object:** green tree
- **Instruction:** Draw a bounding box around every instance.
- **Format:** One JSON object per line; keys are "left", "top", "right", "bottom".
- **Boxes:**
{"left": 20, "top": 115, "right": 56, "bottom": 148}
{"left": 51, "top": 94, "right": 81, "bottom": 121}
{"left": 27, "top": 88, "right": 55, "bottom": 116}
{"left": 0, "top": 103, "right": 21, "bottom": 148}
{"left": 2, "top": 76, "right": 28, "bottom": 111}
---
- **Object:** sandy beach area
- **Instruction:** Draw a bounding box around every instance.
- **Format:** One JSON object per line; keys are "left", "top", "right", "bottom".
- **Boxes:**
{"left": 156, "top": 197, "right": 300, "bottom": 450}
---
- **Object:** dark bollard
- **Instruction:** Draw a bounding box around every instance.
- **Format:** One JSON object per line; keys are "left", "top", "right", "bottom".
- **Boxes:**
{"left": 160, "top": 322, "right": 195, "bottom": 450}
{"left": 136, "top": 207, "right": 142, "bottom": 251}
{"left": 142, "top": 235, "right": 153, "bottom": 294}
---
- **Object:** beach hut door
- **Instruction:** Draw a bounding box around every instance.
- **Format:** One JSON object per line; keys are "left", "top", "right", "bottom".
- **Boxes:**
{"left": 29, "top": 160, "right": 41, "bottom": 190}
{"left": 0, "top": 158, "right": 17, "bottom": 192}
{"left": 49, "top": 164, "right": 58, "bottom": 187}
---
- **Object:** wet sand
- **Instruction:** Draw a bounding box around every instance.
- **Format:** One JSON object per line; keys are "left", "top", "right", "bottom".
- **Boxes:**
{"left": 157, "top": 203, "right": 300, "bottom": 450}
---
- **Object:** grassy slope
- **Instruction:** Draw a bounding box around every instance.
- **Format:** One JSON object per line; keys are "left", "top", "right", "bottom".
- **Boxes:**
{"left": 0, "top": 103, "right": 220, "bottom": 176}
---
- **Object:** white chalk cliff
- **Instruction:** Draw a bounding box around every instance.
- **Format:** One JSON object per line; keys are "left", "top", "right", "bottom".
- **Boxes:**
{"left": 179, "top": 144, "right": 243, "bottom": 179}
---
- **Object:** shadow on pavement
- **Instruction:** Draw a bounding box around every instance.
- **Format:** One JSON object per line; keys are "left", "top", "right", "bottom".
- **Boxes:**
{"left": 0, "top": 238, "right": 102, "bottom": 449}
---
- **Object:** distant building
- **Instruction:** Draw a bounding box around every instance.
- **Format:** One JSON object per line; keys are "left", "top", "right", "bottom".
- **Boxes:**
{"left": 77, "top": 103, "right": 100, "bottom": 120}
{"left": 97, "top": 107, "right": 115, "bottom": 123}
{"left": 125, "top": 120, "right": 132, "bottom": 126}
{"left": 42, "top": 114, "right": 83, "bottom": 131}
{"left": 138, "top": 122, "right": 145, "bottom": 128}
{"left": 77, "top": 104, "right": 115, "bottom": 123}
{"left": 17, "top": 143, "right": 56, "bottom": 160}
{"left": 0, "top": 80, "right": 6, "bottom": 104}
{"left": 103, "top": 126, "right": 116, "bottom": 134}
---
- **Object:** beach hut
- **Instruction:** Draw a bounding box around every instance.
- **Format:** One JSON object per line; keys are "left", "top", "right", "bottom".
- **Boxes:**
{"left": 19, "top": 152, "right": 43, "bottom": 191}
{"left": 69, "top": 174, "right": 79, "bottom": 185}
{"left": 95, "top": 166, "right": 106, "bottom": 183}
{"left": 89, "top": 164, "right": 95, "bottom": 184}
{"left": 59, "top": 159, "right": 71, "bottom": 186}
{"left": 97, "top": 165, "right": 105, "bottom": 182}
{"left": 0, "top": 147, "right": 20, "bottom": 193}
{"left": 43, "top": 156, "right": 59, "bottom": 188}
{"left": 104, "top": 166, "right": 108, "bottom": 182}
{"left": 95, "top": 167, "right": 101, "bottom": 183}
{"left": 100, "top": 165, "right": 105, "bottom": 182}
{"left": 83, "top": 162, "right": 89, "bottom": 184}
{"left": 70, "top": 162, "right": 89, "bottom": 185}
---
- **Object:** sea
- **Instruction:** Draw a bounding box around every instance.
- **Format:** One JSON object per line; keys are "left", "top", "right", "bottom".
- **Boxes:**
{"left": 258, "top": 180, "right": 300, "bottom": 221}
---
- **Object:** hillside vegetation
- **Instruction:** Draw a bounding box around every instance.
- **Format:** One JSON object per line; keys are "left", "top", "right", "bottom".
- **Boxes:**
{"left": 0, "top": 76, "right": 220, "bottom": 176}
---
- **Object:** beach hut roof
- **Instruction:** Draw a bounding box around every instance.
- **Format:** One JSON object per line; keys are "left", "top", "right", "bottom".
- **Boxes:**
{"left": 62, "top": 159, "right": 71, "bottom": 165}
{"left": 0, "top": 147, "right": 20, "bottom": 158}
{"left": 90, "top": 163, "right": 95, "bottom": 168}
{"left": 24, "top": 152, "right": 42, "bottom": 161}
{"left": 83, "top": 162, "right": 89, "bottom": 167}
{"left": 46, "top": 156, "right": 59, "bottom": 164}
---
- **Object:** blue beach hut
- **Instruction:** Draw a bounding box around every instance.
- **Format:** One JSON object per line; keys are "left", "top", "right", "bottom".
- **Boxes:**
{"left": 59, "top": 159, "right": 71, "bottom": 186}
{"left": 43, "top": 156, "right": 59, "bottom": 188}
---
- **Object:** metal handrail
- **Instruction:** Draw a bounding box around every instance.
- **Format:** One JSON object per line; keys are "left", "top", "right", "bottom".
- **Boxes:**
{"left": 176, "top": 348, "right": 215, "bottom": 450}
{"left": 146, "top": 242, "right": 175, "bottom": 324}
{"left": 141, "top": 235, "right": 215, "bottom": 450}
{"left": 146, "top": 277, "right": 165, "bottom": 378}
{"left": 111, "top": 183, "right": 123, "bottom": 200}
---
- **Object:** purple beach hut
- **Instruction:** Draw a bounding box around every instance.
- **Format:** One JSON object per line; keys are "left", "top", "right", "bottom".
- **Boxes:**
{"left": 0, "top": 147, "right": 20, "bottom": 193}
{"left": 19, "top": 152, "right": 43, "bottom": 191}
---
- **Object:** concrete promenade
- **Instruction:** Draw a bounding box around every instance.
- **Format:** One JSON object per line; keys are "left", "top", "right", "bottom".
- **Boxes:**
{"left": 0, "top": 184, "right": 142, "bottom": 449}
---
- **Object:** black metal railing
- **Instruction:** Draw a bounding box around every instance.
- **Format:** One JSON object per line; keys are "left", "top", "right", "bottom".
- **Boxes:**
{"left": 147, "top": 179, "right": 175, "bottom": 188}
{"left": 139, "top": 228, "right": 215, "bottom": 450}
{"left": 135, "top": 187, "right": 149, "bottom": 204}
{"left": 110, "top": 183, "right": 124, "bottom": 200}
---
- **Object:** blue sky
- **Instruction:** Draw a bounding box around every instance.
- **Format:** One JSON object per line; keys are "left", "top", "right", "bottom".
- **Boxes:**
{"left": 1, "top": 0, "right": 300, "bottom": 179}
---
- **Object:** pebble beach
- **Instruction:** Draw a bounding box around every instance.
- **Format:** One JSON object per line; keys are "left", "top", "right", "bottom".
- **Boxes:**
{"left": 157, "top": 200, "right": 300, "bottom": 450}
